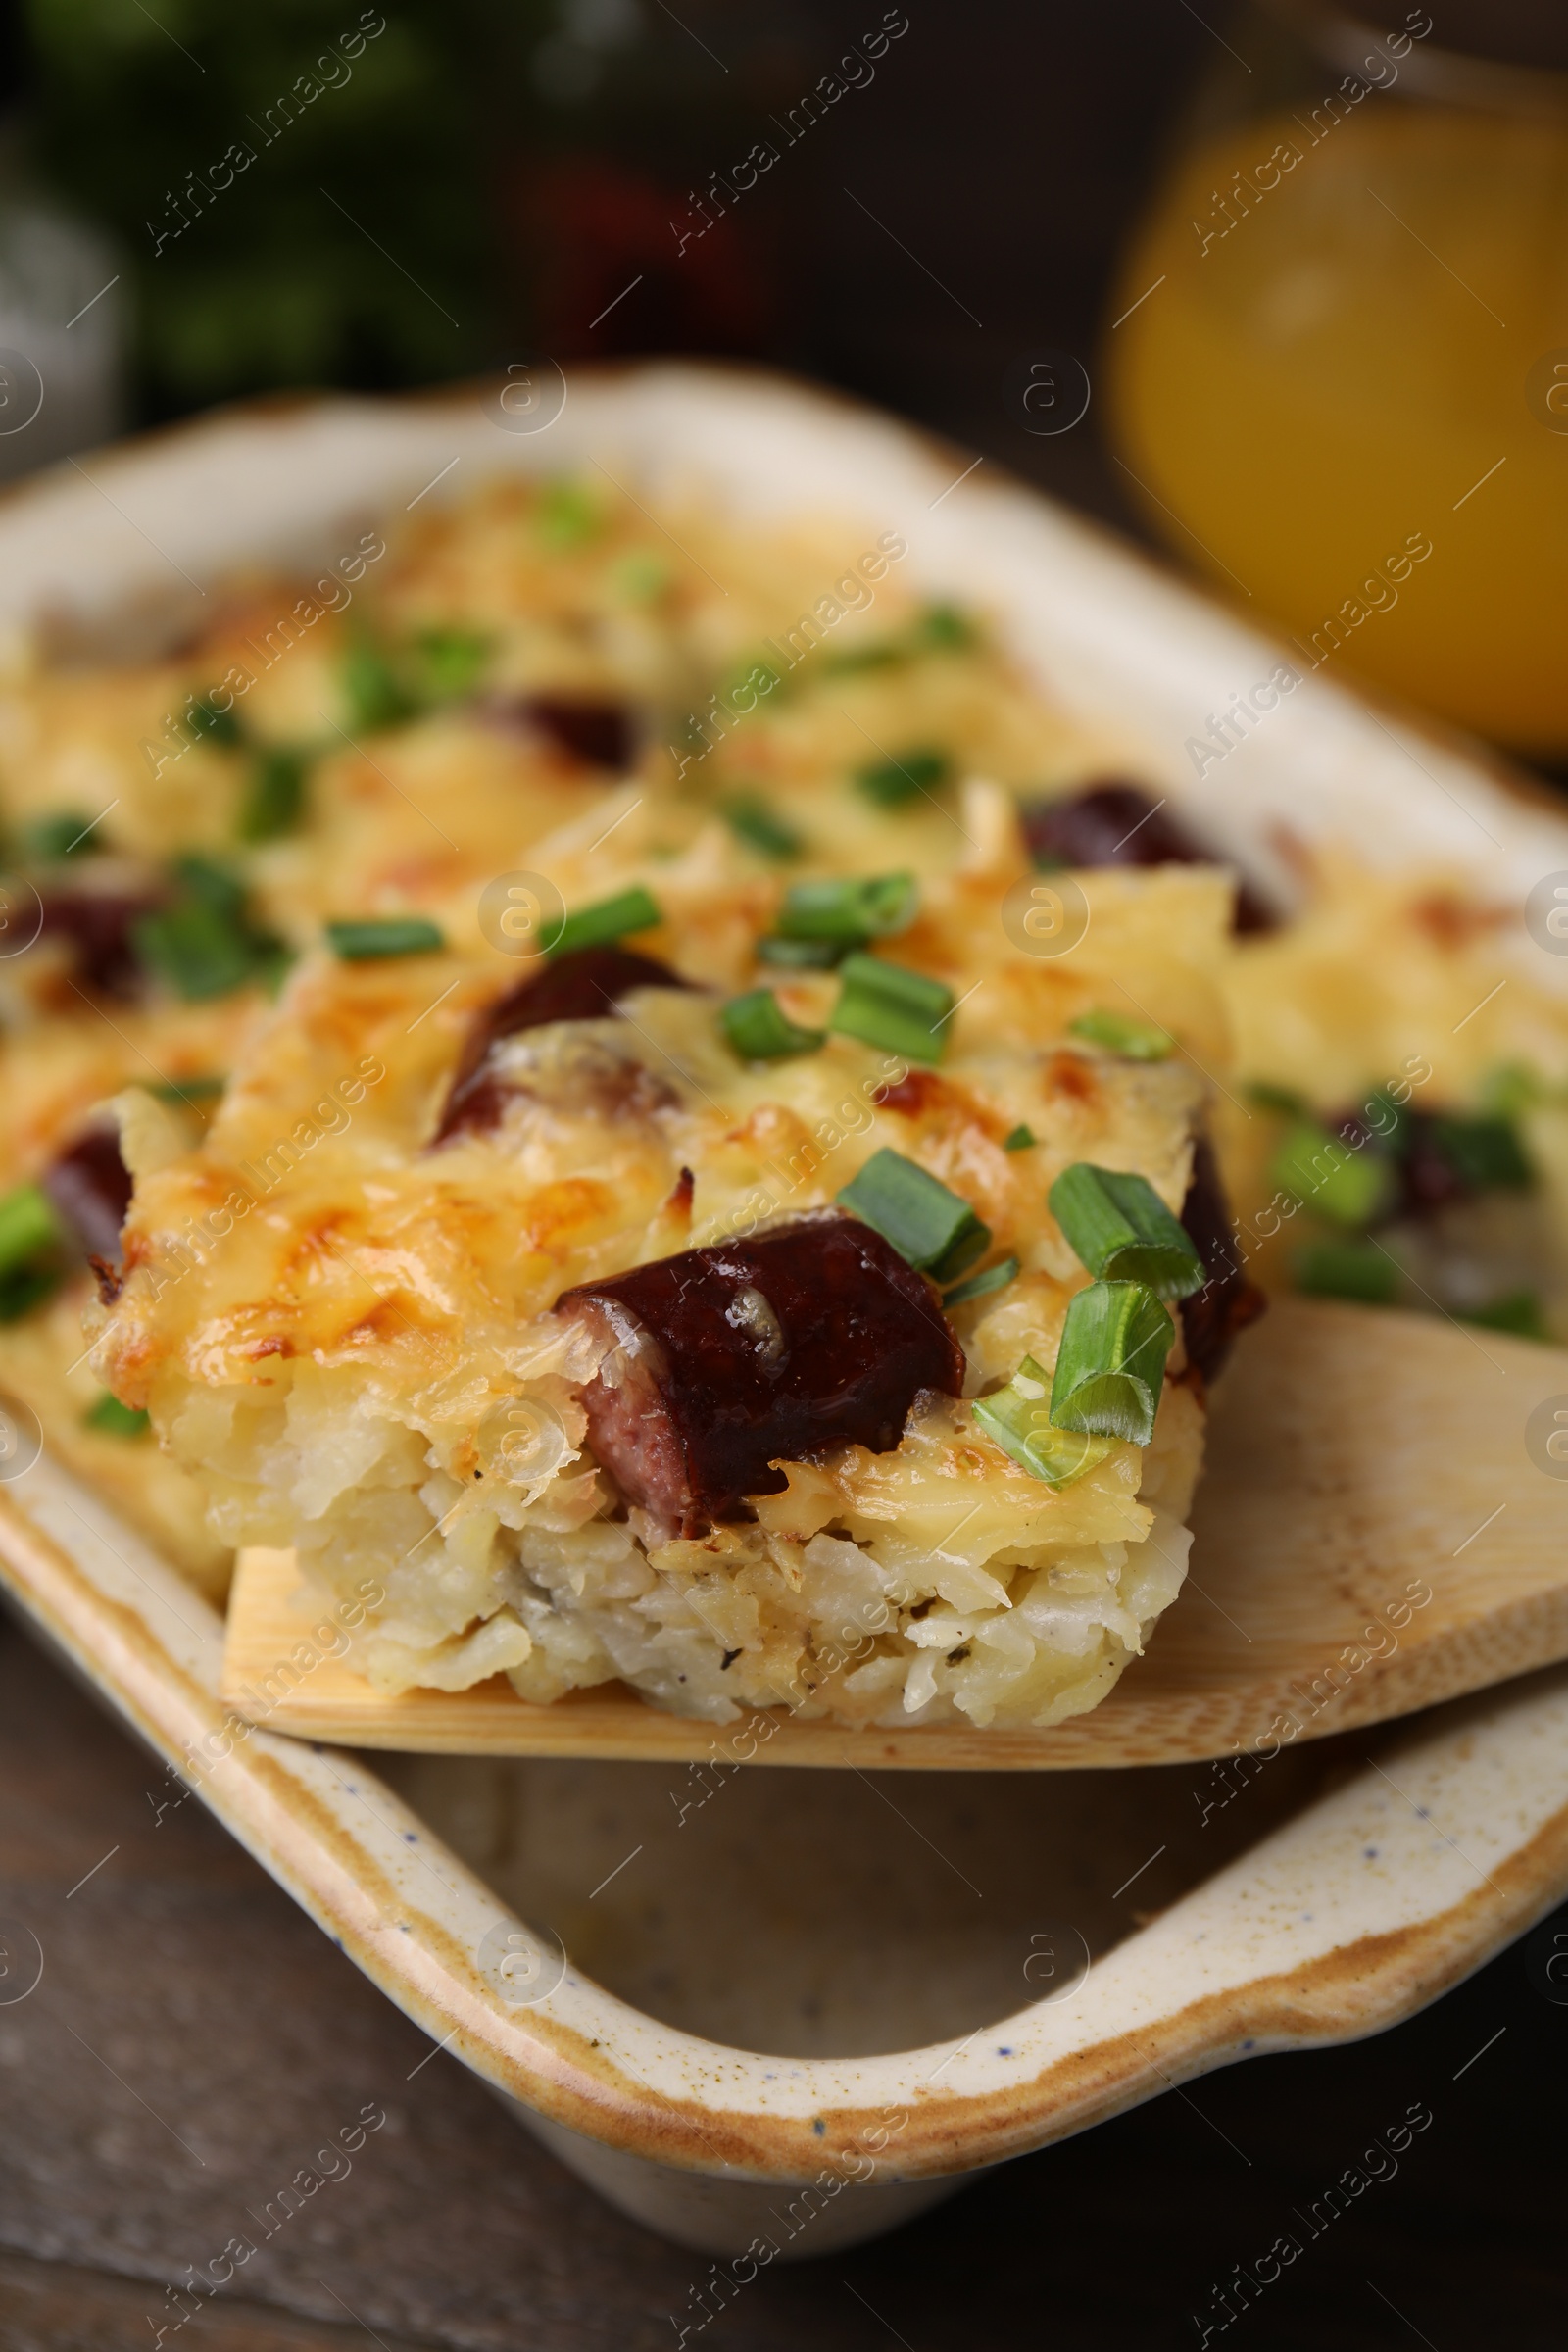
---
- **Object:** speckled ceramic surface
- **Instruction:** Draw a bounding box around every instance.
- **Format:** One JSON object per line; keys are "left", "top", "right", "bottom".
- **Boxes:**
{"left": 1, "top": 372, "right": 1566, "bottom": 2254}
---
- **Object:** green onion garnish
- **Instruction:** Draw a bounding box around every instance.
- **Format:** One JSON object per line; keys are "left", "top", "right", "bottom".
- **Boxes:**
{"left": 550, "top": 885, "right": 661, "bottom": 957}
{"left": 536, "top": 479, "right": 603, "bottom": 548}
{"left": 836, "top": 1148, "right": 989, "bottom": 1282}
{"left": 1429, "top": 1114, "right": 1531, "bottom": 1192}
{"left": 777, "top": 872, "right": 917, "bottom": 944}
{"left": 84, "top": 1393, "right": 151, "bottom": 1438}
{"left": 943, "top": 1254, "right": 1019, "bottom": 1308}
{"left": 188, "top": 696, "right": 243, "bottom": 747}
{"left": 20, "top": 810, "right": 101, "bottom": 861}
{"left": 134, "top": 905, "right": 258, "bottom": 1002}
{"left": 913, "top": 602, "right": 976, "bottom": 651}
{"left": 325, "top": 915, "right": 446, "bottom": 961}
{"left": 1245, "top": 1079, "right": 1311, "bottom": 1117}
{"left": 238, "top": 747, "right": 311, "bottom": 843}
{"left": 414, "top": 628, "right": 490, "bottom": 701}
{"left": 612, "top": 550, "right": 669, "bottom": 603}
{"left": 1476, "top": 1063, "right": 1544, "bottom": 1119}
{"left": 1294, "top": 1239, "right": 1399, "bottom": 1305}
{"left": 854, "top": 746, "right": 952, "bottom": 808}
{"left": 972, "top": 1355, "right": 1114, "bottom": 1487}
{"left": 148, "top": 1074, "right": 225, "bottom": 1102}
{"left": 0, "top": 1183, "right": 64, "bottom": 1275}
{"left": 720, "top": 990, "right": 825, "bottom": 1061}
{"left": 722, "top": 795, "right": 803, "bottom": 862}
{"left": 830, "top": 953, "right": 955, "bottom": 1065}
{"left": 173, "top": 853, "right": 247, "bottom": 924}
{"left": 342, "top": 638, "right": 417, "bottom": 733}
{"left": 1271, "top": 1121, "right": 1392, "bottom": 1227}
{"left": 1068, "top": 1008, "right": 1174, "bottom": 1061}
{"left": 1003, "top": 1124, "right": 1036, "bottom": 1152}
{"left": 134, "top": 857, "right": 285, "bottom": 1002}
{"left": 1049, "top": 1164, "right": 1205, "bottom": 1300}
{"left": 819, "top": 640, "right": 905, "bottom": 676}
{"left": 757, "top": 935, "right": 844, "bottom": 970}
{"left": 0, "top": 1181, "right": 66, "bottom": 1321}
{"left": 1462, "top": 1289, "right": 1548, "bottom": 1339}
{"left": 1050, "top": 1280, "right": 1174, "bottom": 1446}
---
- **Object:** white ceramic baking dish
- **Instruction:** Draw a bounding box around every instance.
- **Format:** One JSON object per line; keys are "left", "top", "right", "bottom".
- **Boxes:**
{"left": 2, "top": 368, "right": 1567, "bottom": 2257}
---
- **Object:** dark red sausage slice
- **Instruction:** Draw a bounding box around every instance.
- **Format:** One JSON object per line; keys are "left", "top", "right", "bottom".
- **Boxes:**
{"left": 557, "top": 1213, "right": 964, "bottom": 1542}
{"left": 1021, "top": 781, "right": 1275, "bottom": 935}
{"left": 43, "top": 1125, "right": 133, "bottom": 1266}
{"left": 435, "top": 946, "right": 693, "bottom": 1143}
{"left": 1177, "top": 1132, "right": 1265, "bottom": 1387}
{"left": 483, "top": 693, "right": 635, "bottom": 771}
{"left": 40, "top": 886, "right": 167, "bottom": 998}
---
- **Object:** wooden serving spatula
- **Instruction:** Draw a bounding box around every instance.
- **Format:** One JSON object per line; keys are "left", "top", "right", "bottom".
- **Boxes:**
{"left": 220, "top": 1297, "right": 1568, "bottom": 1769}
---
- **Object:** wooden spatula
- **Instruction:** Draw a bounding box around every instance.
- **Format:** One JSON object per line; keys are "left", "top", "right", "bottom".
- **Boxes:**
{"left": 220, "top": 1297, "right": 1568, "bottom": 1769}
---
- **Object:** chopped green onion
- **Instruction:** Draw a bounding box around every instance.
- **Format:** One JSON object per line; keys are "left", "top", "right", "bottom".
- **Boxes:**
{"left": 722, "top": 795, "right": 803, "bottom": 862}
{"left": 134, "top": 904, "right": 257, "bottom": 1002}
{"left": 0, "top": 1182, "right": 65, "bottom": 1277}
{"left": 1049, "top": 1164, "right": 1205, "bottom": 1299}
{"left": 777, "top": 872, "right": 917, "bottom": 943}
{"left": 0, "top": 1181, "right": 66, "bottom": 1321}
{"left": 757, "top": 935, "right": 844, "bottom": 970}
{"left": 1246, "top": 1079, "right": 1311, "bottom": 1117}
{"left": 720, "top": 990, "right": 825, "bottom": 1061}
{"left": 1271, "top": 1121, "right": 1392, "bottom": 1227}
{"left": 1050, "top": 1280, "right": 1174, "bottom": 1446}
{"left": 325, "top": 915, "right": 446, "bottom": 961}
{"left": 943, "top": 1254, "right": 1019, "bottom": 1307}
{"left": 341, "top": 638, "right": 417, "bottom": 733}
{"left": 1003, "top": 1123, "right": 1036, "bottom": 1152}
{"left": 1429, "top": 1113, "right": 1531, "bottom": 1192}
{"left": 148, "top": 1074, "right": 225, "bottom": 1102}
{"left": 84, "top": 1393, "right": 151, "bottom": 1438}
{"left": 188, "top": 696, "right": 243, "bottom": 748}
{"left": 135, "top": 858, "right": 283, "bottom": 1002}
{"left": 972, "top": 1355, "right": 1114, "bottom": 1487}
{"left": 1068, "top": 1008, "right": 1174, "bottom": 1061}
{"left": 912, "top": 602, "right": 976, "bottom": 651}
{"left": 1476, "top": 1062, "right": 1544, "bottom": 1119}
{"left": 238, "top": 747, "right": 311, "bottom": 843}
{"left": 172, "top": 854, "right": 247, "bottom": 924}
{"left": 1294, "top": 1239, "right": 1399, "bottom": 1305}
{"left": 854, "top": 746, "right": 953, "bottom": 808}
{"left": 836, "top": 1148, "right": 989, "bottom": 1282}
{"left": 20, "top": 810, "right": 102, "bottom": 861}
{"left": 535, "top": 479, "right": 602, "bottom": 548}
{"left": 1360, "top": 1087, "right": 1410, "bottom": 1153}
{"left": 819, "top": 639, "right": 905, "bottom": 675}
{"left": 414, "top": 628, "right": 490, "bottom": 701}
{"left": 1461, "top": 1289, "right": 1549, "bottom": 1339}
{"left": 830, "top": 953, "right": 955, "bottom": 1065}
{"left": 550, "top": 884, "right": 661, "bottom": 957}
{"left": 612, "top": 550, "right": 669, "bottom": 603}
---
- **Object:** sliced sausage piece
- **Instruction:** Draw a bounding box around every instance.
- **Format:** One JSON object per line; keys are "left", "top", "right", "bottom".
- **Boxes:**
{"left": 436, "top": 946, "right": 692, "bottom": 1143}
{"left": 42, "top": 1124, "right": 133, "bottom": 1266}
{"left": 557, "top": 1213, "right": 964, "bottom": 1542}
{"left": 40, "top": 885, "right": 167, "bottom": 998}
{"left": 1177, "top": 1132, "right": 1265, "bottom": 1387}
{"left": 1021, "top": 781, "right": 1276, "bottom": 935}
{"left": 483, "top": 693, "right": 635, "bottom": 772}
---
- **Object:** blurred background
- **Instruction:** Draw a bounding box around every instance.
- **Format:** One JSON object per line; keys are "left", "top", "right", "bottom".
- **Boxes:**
{"left": 6, "top": 0, "right": 1567, "bottom": 756}
{"left": 1, "top": 2, "right": 1565, "bottom": 2343}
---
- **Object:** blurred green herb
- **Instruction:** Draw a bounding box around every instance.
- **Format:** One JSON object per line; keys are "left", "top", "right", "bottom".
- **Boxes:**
{"left": 24, "top": 0, "right": 497, "bottom": 415}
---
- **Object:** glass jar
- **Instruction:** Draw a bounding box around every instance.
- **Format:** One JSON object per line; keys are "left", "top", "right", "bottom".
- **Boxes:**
{"left": 1102, "top": 1, "right": 1568, "bottom": 756}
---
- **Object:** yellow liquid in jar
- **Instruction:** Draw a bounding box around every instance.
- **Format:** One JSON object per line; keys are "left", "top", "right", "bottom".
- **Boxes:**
{"left": 1106, "top": 101, "right": 1568, "bottom": 754}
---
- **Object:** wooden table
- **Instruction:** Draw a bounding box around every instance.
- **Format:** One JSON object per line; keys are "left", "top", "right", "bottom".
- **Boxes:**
{"left": 0, "top": 1610, "right": 1560, "bottom": 2350}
